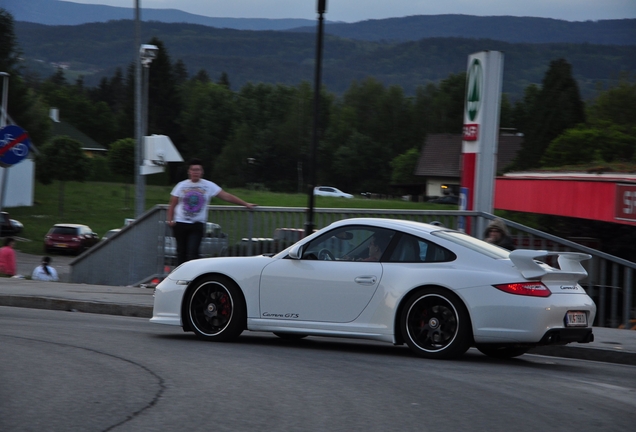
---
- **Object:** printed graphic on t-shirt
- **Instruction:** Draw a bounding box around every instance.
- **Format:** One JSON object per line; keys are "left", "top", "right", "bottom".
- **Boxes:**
{"left": 181, "top": 186, "right": 206, "bottom": 218}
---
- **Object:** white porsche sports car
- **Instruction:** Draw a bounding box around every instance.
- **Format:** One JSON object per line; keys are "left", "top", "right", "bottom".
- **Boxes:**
{"left": 151, "top": 218, "right": 596, "bottom": 359}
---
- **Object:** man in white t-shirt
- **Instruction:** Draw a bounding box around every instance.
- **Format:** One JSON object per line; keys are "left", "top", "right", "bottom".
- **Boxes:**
{"left": 167, "top": 158, "right": 256, "bottom": 264}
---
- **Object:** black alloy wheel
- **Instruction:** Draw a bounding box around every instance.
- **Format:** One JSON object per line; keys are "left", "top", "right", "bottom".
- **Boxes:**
{"left": 186, "top": 276, "right": 246, "bottom": 341}
{"left": 401, "top": 288, "right": 472, "bottom": 359}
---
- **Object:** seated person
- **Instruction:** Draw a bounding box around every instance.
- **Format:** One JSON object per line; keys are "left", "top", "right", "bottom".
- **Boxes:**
{"left": 32, "top": 256, "right": 59, "bottom": 281}
{"left": 359, "top": 233, "right": 391, "bottom": 262}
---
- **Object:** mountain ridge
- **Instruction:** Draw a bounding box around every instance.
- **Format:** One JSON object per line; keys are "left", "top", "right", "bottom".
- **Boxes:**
{"left": 13, "top": 20, "right": 636, "bottom": 100}
{"left": 2, "top": 0, "right": 635, "bottom": 45}
{"left": 0, "top": 0, "right": 317, "bottom": 30}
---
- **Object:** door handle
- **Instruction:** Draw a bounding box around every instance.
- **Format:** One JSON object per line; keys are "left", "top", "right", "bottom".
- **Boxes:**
{"left": 355, "top": 276, "right": 377, "bottom": 285}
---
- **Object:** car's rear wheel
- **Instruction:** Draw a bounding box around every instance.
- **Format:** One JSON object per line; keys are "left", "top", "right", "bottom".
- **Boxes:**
{"left": 476, "top": 345, "right": 530, "bottom": 359}
{"left": 400, "top": 288, "right": 472, "bottom": 359}
{"left": 185, "top": 275, "right": 245, "bottom": 341}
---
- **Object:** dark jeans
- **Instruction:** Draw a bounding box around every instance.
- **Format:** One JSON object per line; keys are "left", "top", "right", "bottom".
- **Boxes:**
{"left": 173, "top": 222, "right": 205, "bottom": 265}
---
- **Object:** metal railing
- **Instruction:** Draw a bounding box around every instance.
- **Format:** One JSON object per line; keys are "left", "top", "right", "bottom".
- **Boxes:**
{"left": 69, "top": 205, "right": 635, "bottom": 329}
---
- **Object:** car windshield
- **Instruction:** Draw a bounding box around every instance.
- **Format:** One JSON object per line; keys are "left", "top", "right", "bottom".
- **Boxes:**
{"left": 432, "top": 230, "right": 511, "bottom": 259}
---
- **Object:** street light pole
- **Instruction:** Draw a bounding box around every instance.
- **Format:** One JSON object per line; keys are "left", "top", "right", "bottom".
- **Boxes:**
{"left": 305, "top": 0, "right": 327, "bottom": 237}
{"left": 0, "top": 72, "right": 8, "bottom": 128}
{"left": 134, "top": 0, "right": 144, "bottom": 217}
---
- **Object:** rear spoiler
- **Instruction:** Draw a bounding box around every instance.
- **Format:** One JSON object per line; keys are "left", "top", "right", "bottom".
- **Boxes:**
{"left": 508, "top": 250, "right": 591, "bottom": 281}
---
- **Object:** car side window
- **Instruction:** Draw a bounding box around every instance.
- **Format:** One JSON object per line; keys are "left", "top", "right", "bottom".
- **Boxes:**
{"left": 301, "top": 226, "right": 395, "bottom": 261}
{"left": 388, "top": 234, "right": 456, "bottom": 263}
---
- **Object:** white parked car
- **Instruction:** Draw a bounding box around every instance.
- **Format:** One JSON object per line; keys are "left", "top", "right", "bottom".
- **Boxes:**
{"left": 151, "top": 218, "right": 596, "bottom": 360}
{"left": 313, "top": 186, "right": 353, "bottom": 198}
{"left": 101, "top": 228, "right": 121, "bottom": 241}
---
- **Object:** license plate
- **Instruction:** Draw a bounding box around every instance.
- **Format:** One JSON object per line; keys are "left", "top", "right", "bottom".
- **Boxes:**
{"left": 56, "top": 243, "right": 67, "bottom": 248}
{"left": 565, "top": 311, "right": 587, "bottom": 327}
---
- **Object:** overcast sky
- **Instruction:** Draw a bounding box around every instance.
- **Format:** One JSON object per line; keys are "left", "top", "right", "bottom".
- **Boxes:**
{"left": 67, "top": 0, "right": 636, "bottom": 22}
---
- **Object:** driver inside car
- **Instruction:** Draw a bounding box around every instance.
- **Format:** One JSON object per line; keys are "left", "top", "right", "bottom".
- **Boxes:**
{"left": 358, "top": 233, "right": 390, "bottom": 261}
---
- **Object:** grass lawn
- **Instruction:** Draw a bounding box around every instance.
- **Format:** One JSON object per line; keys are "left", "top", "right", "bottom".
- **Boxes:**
{"left": 7, "top": 181, "right": 453, "bottom": 255}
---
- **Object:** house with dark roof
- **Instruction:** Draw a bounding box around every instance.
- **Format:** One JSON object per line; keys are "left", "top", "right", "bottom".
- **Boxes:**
{"left": 414, "top": 133, "right": 523, "bottom": 198}
{"left": 49, "top": 108, "right": 107, "bottom": 157}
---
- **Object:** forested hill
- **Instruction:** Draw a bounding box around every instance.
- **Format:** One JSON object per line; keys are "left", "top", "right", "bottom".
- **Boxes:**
{"left": 292, "top": 15, "right": 636, "bottom": 46}
{"left": 14, "top": 20, "right": 636, "bottom": 100}
{"left": 0, "top": 0, "right": 315, "bottom": 29}
{"left": 3, "top": 0, "right": 635, "bottom": 45}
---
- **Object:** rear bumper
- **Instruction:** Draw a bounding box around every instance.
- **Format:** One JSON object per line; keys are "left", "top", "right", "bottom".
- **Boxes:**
{"left": 539, "top": 327, "right": 594, "bottom": 345}
{"left": 45, "top": 243, "right": 82, "bottom": 252}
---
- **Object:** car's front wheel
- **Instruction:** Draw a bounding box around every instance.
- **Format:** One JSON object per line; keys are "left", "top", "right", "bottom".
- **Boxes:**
{"left": 185, "top": 275, "right": 246, "bottom": 341}
{"left": 400, "top": 288, "right": 472, "bottom": 359}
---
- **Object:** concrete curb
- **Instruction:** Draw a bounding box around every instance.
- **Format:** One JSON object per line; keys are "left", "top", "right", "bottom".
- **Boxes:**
{"left": 0, "top": 295, "right": 152, "bottom": 318}
{"left": 529, "top": 346, "right": 636, "bottom": 366}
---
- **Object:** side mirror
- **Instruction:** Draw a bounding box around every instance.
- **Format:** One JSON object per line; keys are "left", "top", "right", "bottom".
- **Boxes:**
{"left": 288, "top": 244, "right": 302, "bottom": 260}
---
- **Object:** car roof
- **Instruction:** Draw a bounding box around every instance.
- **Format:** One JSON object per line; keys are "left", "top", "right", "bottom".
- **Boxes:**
{"left": 328, "top": 218, "right": 441, "bottom": 234}
{"left": 53, "top": 223, "right": 90, "bottom": 228}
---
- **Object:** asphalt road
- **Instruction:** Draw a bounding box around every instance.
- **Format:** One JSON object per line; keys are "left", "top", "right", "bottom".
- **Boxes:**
{"left": 2, "top": 307, "right": 635, "bottom": 432}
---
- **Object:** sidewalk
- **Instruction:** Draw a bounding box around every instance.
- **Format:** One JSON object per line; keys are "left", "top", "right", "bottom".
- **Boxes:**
{"left": 0, "top": 277, "right": 634, "bottom": 365}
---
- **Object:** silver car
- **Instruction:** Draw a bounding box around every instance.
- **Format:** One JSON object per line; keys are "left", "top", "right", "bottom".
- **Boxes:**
{"left": 313, "top": 186, "right": 353, "bottom": 198}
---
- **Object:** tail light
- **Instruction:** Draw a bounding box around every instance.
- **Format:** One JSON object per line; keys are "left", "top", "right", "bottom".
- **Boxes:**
{"left": 493, "top": 282, "right": 551, "bottom": 297}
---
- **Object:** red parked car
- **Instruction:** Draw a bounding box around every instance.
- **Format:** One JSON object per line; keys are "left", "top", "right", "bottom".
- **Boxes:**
{"left": 44, "top": 224, "right": 100, "bottom": 255}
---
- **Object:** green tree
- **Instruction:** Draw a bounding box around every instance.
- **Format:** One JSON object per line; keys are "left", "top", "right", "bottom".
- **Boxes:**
{"left": 217, "top": 72, "right": 231, "bottom": 89}
{"left": 108, "top": 138, "right": 135, "bottom": 208}
{"left": 499, "top": 94, "right": 513, "bottom": 130}
{"left": 35, "top": 136, "right": 90, "bottom": 217}
{"left": 178, "top": 80, "right": 236, "bottom": 173}
{"left": 173, "top": 60, "right": 189, "bottom": 87}
{"left": 147, "top": 38, "right": 183, "bottom": 146}
{"left": 513, "top": 59, "right": 586, "bottom": 169}
{"left": 511, "top": 84, "right": 540, "bottom": 134}
{"left": 587, "top": 77, "right": 636, "bottom": 131}
{"left": 391, "top": 148, "right": 421, "bottom": 184}
{"left": 331, "top": 131, "right": 390, "bottom": 194}
{"left": 89, "top": 67, "right": 127, "bottom": 116}
{"left": 541, "top": 76, "right": 636, "bottom": 167}
{"left": 0, "top": 9, "right": 51, "bottom": 146}
{"left": 0, "top": 9, "right": 20, "bottom": 72}
{"left": 227, "top": 82, "right": 317, "bottom": 191}
{"left": 40, "top": 72, "right": 118, "bottom": 146}
{"left": 542, "top": 124, "right": 636, "bottom": 167}
{"left": 341, "top": 78, "right": 418, "bottom": 154}
{"left": 433, "top": 72, "right": 466, "bottom": 134}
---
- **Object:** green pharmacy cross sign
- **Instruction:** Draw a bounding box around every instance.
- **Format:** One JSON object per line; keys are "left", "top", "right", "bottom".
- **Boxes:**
{"left": 466, "top": 59, "right": 483, "bottom": 122}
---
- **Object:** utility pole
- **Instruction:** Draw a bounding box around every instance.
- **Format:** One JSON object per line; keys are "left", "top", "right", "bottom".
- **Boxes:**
{"left": 304, "top": 0, "right": 327, "bottom": 237}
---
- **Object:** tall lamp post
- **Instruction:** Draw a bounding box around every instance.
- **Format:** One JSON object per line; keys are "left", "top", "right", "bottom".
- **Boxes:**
{"left": 0, "top": 72, "right": 8, "bottom": 128}
{"left": 134, "top": 0, "right": 143, "bottom": 217}
{"left": 134, "top": 41, "right": 158, "bottom": 217}
{"left": 305, "top": 0, "right": 327, "bottom": 237}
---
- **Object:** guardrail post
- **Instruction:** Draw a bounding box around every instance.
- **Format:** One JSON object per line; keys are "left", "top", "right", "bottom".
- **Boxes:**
{"left": 247, "top": 210, "right": 254, "bottom": 256}
{"left": 624, "top": 267, "right": 633, "bottom": 330}
{"left": 611, "top": 263, "right": 619, "bottom": 328}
